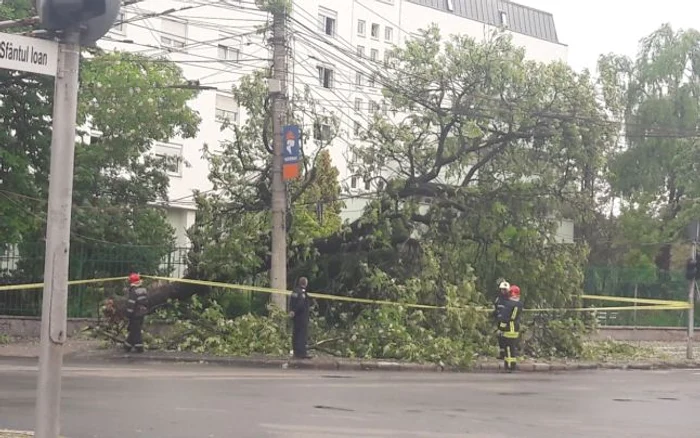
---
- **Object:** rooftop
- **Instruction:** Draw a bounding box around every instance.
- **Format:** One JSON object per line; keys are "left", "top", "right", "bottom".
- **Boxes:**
{"left": 406, "top": 0, "right": 561, "bottom": 44}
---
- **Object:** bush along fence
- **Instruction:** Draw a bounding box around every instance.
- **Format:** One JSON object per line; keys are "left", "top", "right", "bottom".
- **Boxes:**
{"left": 0, "top": 242, "right": 696, "bottom": 326}
{"left": 0, "top": 242, "right": 188, "bottom": 317}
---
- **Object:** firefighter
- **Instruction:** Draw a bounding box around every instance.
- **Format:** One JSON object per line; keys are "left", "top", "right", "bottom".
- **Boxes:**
{"left": 497, "top": 284, "right": 524, "bottom": 372}
{"left": 124, "top": 273, "right": 149, "bottom": 353}
{"left": 493, "top": 280, "right": 510, "bottom": 359}
{"left": 289, "top": 277, "right": 311, "bottom": 359}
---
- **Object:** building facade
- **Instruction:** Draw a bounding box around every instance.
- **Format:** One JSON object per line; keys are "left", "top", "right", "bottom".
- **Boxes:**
{"left": 102, "top": 0, "right": 570, "bottom": 247}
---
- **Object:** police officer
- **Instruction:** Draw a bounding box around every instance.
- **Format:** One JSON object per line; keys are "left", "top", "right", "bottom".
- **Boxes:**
{"left": 124, "top": 273, "right": 149, "bottom": 353}
{"left": 493, "top": 280, "right": 510, "bottom": 359}
{"left": 497, "top": 284, "right": 524, "bottom": 372}
{"left": 289, "top": 277, "right": 311, "bottom": 359}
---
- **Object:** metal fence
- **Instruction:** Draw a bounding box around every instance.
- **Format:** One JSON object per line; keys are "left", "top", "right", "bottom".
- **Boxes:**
{"left": 584, "top": 266, "right": 694, "bottom": 328}
{"left": 1, "top": 244, "right": 695, "bottom": 326}
{"left": 0, "top": 242, "right": 189, "bottom": 317}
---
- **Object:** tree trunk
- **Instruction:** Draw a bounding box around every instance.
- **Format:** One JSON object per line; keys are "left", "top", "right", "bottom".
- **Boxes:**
{"left": 103, "top": 278, "right": 210, "bottom": 323}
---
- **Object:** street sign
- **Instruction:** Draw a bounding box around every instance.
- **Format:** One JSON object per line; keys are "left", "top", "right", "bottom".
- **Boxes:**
{"left": 0, "top": 32, "right": 58, "bottom": 76}
{"left": 282, "top": 125, "right": 301, "bottom": 180}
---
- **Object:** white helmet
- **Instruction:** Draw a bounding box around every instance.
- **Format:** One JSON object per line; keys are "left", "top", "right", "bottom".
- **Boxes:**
{"left": 499, "top": 281, "right": 510, "bottom": 290}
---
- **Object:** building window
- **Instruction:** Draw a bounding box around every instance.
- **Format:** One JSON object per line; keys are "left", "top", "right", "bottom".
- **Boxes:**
{"left": 371, "top": 23, "right": 380, "bottom": 39}
{"left": 370, "top": 101, "right": 380, "bottom": 114}
{"left": 369, "top": 74, "right": 376, "bottom": 88}
{"left": 215, "top": 93, "right": 238, "bottom": 123}
{"left": 384, "top": 27, "right": 393, "bottom": 42}
{"left": 364, "top": 179, "right": 371, "bottom": 190}
{"left": 384, "top": 50, "right": 394, "bottom": 67}
{"left": 370, "top": 48, "right": 378, "bottom": 61}
{"left": 218, "top": 45, "right": 239, "bottom": 62}
{"left": 446, "top": 0, "right": 454, "bottom": 12}
{"left": 355, "top": 72, "right": 363, "bottom": 88}
{"left": 353, "top": 121, "right": 361, "bottom": 136}
{"left": 357, "top": 45, "right": 365, "bottom": 58}
{"left": 499, "top": 11, "right": 509, "bottom": 27}
{"left": 355, "top": 98, "right": 363, "bottom": 112}
{"left": 357, "top": 19, "right": 366, "bottom": 36}
{"left": 313, "top": 122, "right": 331, "bottom": 141}
{"left": 154, "top": 142, "right": 183, "bottom": 177}
{"left": 161, "top": 18, "right": 187, "bottom": 49}
{"left": 351, "top": 176, "right": 358, "bottom": 189}
{"left": 317, "top": 66, "right": 335, "bottom": 88}
{"left": 318, "top": 8, "right": 337, "bottom": 37}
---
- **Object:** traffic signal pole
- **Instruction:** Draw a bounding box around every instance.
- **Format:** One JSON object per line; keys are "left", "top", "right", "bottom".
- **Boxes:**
{"left": 35, "top": 27, "right": 81, "bottom": 438}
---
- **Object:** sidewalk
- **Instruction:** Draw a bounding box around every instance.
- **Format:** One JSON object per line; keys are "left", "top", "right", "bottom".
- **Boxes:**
{"left": 3, "top": 340, "right": 700, "bottom": 373}
{"left": 0, "top": 339, "right": 100, "bottom": 358}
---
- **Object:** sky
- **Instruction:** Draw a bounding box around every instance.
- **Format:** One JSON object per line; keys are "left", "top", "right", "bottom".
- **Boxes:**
{"left": 520, "top": 0, "right": 700, "bottom": 74}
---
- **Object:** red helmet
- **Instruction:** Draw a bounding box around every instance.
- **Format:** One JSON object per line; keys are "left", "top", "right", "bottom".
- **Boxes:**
{"left": 128, "top": 273, "right": 141, "bottom": 285}
{"left": 509, "top": 285, "right": 521, "bottom": 298}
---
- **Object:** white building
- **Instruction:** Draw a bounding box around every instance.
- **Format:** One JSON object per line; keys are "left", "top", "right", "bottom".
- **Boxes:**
{"left": 102, "top": 0, "right": 572, "bottom": 248}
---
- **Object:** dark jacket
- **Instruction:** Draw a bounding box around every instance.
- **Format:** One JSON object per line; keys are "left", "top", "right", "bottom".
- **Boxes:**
{"left": 497, "top": 298, "right": 524, "bottom": 338}
{"left": 290, "top": 286, "right": 310, "bottom": 320}
{"left": 125, "top": 285, "right": 149, "bottom": 318}
{"left": 492, "top": 293, "right": 508, "bottom": 319}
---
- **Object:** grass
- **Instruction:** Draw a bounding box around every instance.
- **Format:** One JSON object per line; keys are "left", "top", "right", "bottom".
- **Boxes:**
{"left": 581, "top": 340, "right": 668, "bottom": 362}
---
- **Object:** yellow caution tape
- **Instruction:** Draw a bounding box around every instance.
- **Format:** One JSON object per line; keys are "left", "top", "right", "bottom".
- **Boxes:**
{"left": 581, "top": 294, "right": 686, "bottom": 307}
{"left": 143, "top": 275, "right": 692, "bottom": 313}
{"left": 525, "top": 304, "right": 690, "bottom": 312}
{"left": 0, "top": 274, "right": 691, "bottom": 313}
{"left": 0, "top": 277, "right": 126, "bottom": 292}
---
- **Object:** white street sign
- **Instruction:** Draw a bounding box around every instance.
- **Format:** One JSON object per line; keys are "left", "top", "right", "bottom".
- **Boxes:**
{"left": 0, "top": 31, "right": 58, "bottom": 76}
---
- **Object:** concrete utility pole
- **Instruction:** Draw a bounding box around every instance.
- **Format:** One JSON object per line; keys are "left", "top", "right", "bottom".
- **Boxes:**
{"left": 269, "top": 10, "right": 288, "bottom": 308}
{"left": 35, "top": 27, "right": 81, "bottom": 438}
{"left": 688, "top": 222, "right": 698, "bottom": 360}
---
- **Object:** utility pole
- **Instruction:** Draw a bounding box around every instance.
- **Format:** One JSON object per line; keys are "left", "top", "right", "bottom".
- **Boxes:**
{"left": 35, "top": 27, "right": 81, "bottom": 438}
{"left": 688, "top": 222, "right": 698, "bottom": 360}
{"left": 269, "top": 9, "right": 288, "bottom": 308}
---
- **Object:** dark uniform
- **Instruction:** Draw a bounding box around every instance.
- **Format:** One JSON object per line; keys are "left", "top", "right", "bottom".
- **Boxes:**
{"left": 125, "top": 275, "right": 148, "bottom": 353}
{"left": 289, "top": 282, "right": 310, "bottom": 358}
{"left": 493, "top": 284, "right": 510, "bottom": 359}
{"left": 497, "top": 297, "right": 524, "bottom": 371}
{"left": 493, "top": 293, "right": 508, "bottom": 359}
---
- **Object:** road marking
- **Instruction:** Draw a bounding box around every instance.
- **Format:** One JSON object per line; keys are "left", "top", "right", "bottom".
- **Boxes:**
{"left": 259, "top": 423, "right": 493, "bottom": 437}
{"left": 175, "top": 407, "right": 229, "bottom": 413}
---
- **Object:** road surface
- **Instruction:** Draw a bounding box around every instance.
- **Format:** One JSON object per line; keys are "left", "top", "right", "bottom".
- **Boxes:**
{"left": 1, "top": 359, "right": 699, "bottom": 437}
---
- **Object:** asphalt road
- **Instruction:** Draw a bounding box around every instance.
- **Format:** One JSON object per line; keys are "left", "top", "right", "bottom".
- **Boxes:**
{"left": 1, "top": 359, "right": 699, "bottom": 437}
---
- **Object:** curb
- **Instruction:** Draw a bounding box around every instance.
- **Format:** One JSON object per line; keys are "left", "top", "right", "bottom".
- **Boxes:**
{"left": 4, "top": 351, "right": 700, "bottom": 374}
{"left": 64, "top": 351, "right": 700, "bottom": 373}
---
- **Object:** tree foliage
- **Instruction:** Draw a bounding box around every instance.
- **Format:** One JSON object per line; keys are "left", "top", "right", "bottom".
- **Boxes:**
{"left": 186, "top": 71, "right": 344, "bottom": 289}
{"left": 599, "top": 24, "right": 700, "bottom": 270}
{"left": 179, "top": 27, "right": 614, "bottom": 358}
{"left": 337, "top": 26, "right": 611, "bottom": 307}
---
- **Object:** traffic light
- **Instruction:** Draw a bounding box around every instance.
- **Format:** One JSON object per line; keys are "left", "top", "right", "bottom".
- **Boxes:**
{"left": 37, "top": 0, "right": 121, "bottom": 45}
{"left": 686, "top": 258, "right": 698, "bottom": 281}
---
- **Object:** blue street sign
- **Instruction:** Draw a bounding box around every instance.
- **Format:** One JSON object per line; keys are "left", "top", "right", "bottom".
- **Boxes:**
{"left": 282, "top": 125, "right": 301, "bottom": 164}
